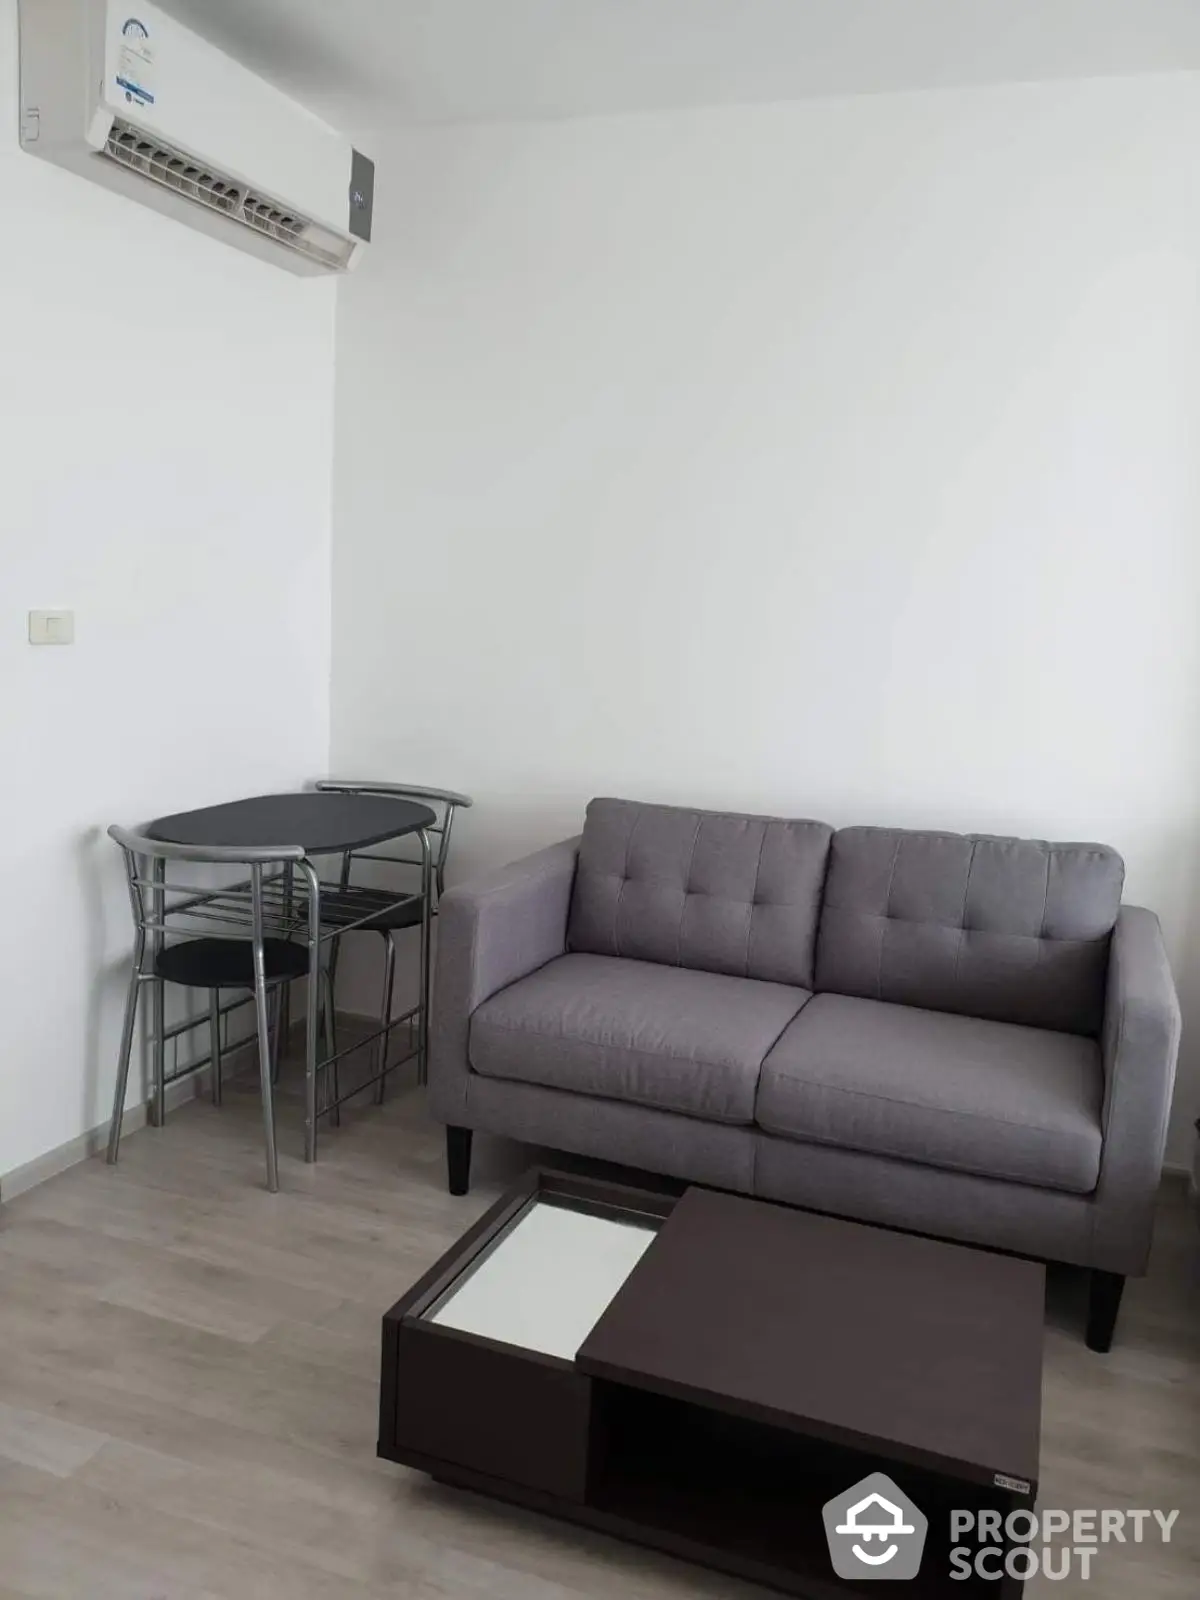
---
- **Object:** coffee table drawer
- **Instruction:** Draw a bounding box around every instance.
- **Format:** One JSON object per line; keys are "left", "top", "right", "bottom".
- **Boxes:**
{"left": 379, "top": 1171, "right": 676, "bottom": 1502}
{"left": 392, "top": 1322, "right": 592, "bottom": 1499}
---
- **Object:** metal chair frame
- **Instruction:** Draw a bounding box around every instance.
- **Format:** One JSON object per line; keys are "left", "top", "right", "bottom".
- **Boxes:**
{"left": 314, "top": 781, "right": 472, "bottom": 1098}
{"left": 106, "top": 815, "right": 434, "bottom": 1190}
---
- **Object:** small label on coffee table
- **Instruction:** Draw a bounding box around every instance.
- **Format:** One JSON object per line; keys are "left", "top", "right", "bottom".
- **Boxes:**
{"left": 993, "top": 1473, "right": 1032, "bottom": 1494}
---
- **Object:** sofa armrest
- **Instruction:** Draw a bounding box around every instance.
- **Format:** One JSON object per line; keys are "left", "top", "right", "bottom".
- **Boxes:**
{"left": 1094, "top": 905, "right": 1182, "bottom": 1272}
{"left": 427, "top": 837, "right": 580, "bottom": 1125}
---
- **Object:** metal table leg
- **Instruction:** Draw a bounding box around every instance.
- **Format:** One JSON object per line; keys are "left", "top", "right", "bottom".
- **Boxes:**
{"left": 322, "top": 851, "right": 353, "bottom": 1125}
{"left": 300, "top": 860, "right": 321, "bottom": 1163}
{"left": 374, "top": 930, "right": 397, "bottom": 1106}
{"left": 149, "top": 854, "right": 166, "bottom": 1127}
{"left": 278, "top": 861, "right": 294, "bottom": 1054}
{"left": 320, "top": 966, "right": 341, "bottom": 1127}
{"left": 418, "top": 828, "right": 433, "bottom": 1087}
{"left": 249, "top": 863, "right": 279, "bottom": 1192}
{"left": 208, "top": 989, "right": 223, "bottom": 1106}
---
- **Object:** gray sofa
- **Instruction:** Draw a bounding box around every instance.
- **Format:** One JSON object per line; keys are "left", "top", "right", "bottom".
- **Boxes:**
{"left": 429, "top": 798, "right": 1181, "bottom": 1350}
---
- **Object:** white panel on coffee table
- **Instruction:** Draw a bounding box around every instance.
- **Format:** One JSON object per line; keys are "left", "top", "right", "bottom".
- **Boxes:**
{"left": 426, "top": 1199, "right": 658, "bottom": 1359}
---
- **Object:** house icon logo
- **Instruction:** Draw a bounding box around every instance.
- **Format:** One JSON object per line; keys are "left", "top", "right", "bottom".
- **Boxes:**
{"left": 822, "top": 1472, "right": 928, "bottom": 1580}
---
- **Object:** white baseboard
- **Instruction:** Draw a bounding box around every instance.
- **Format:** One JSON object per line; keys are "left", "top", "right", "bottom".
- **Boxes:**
{"left": 0, "top": 1075, "right": 202, "bottom": 1204}
{"left": 0, "top": 1036, "right": 262, "bottom": 1205}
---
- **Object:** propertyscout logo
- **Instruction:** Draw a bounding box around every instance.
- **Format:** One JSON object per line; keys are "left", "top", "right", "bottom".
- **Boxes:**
{"left": 823, "top": 1474, "right": 928, "bottom": 1579}
{"left": 822, "top": 1474, "right": 1181, "bottom": 1582}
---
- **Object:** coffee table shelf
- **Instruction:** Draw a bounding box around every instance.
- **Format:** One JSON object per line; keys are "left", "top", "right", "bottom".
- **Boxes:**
{"left": 379, "top": 1170, "right": 1043, "bottom": 1598}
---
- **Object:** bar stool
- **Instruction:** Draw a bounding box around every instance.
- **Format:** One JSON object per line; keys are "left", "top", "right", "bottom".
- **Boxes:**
{"left": 312, "top": 781, "right": 473, "bottom": 1096}
{"left": 106, "top": 826, "right": 307, "bottom": 1191}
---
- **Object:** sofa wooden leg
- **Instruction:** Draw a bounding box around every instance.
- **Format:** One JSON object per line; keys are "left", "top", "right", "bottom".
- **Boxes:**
{"left": 1086, "top": 1269, "right": 1126, "bottom": 1352}
{"left": 447, "top": 1126, "right": 473, "bottom": 1196}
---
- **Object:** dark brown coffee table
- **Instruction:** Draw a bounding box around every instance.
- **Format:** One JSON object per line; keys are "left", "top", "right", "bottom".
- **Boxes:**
{"left": 379, "top": 1171, "right": 1044, "bottom": 1598}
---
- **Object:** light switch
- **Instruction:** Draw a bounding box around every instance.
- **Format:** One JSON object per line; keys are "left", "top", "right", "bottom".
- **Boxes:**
{"left": 29, "top": 609, "right": 75, "bottom": 646}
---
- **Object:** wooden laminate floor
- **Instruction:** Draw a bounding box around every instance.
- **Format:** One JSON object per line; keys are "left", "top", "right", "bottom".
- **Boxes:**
{"left": 0, "top": 1037, "right": 1197, "bottom": 1599}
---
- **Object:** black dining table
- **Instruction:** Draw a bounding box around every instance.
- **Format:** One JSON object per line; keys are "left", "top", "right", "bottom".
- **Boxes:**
{"left": 147, "top": 791, "right": 438, "bottom": 1166}
{"left": 148, "top": 791, "right": 437, "bottom": 855}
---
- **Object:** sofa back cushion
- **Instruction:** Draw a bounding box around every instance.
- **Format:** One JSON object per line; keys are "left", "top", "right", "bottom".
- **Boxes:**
{"left": 568, "top": 798, "right": 834, "bottom": 988}
{"left": 816, "top": 827, "right": 1124, "bottom": 1035}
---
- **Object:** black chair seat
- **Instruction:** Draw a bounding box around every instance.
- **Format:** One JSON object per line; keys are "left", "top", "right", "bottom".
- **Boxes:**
{"left": 155, "top": 938, "right": 308, "bottom": 991}
{"left": 317, "top": 889, "right": 425, "bottom": 933}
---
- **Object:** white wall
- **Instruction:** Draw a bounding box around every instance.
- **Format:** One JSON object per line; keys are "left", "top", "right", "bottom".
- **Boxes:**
{"left": 332, "top": 74, "right": 1200, "bottom": 1164}
{"left": 0, "top": 3, "right": 336, "bottom": 1180}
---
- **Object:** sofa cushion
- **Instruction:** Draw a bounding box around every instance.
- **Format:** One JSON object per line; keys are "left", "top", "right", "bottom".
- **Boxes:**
{"left": 757, "top": 993, "right": 1104, "bottom": 1194}
{"left": 470, "top": 953, "right": 809, "bottom": 1125}
{"left": 568, "top": 798, "right": 833, "bottom": 988}
{"left": 815, "top": 827, "right": 1124, "bottom": 1035}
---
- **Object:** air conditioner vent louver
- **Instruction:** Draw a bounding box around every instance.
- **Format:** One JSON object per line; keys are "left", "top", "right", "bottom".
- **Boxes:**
{"left": 101, "top": 120, "right": 350, "bottom": 269}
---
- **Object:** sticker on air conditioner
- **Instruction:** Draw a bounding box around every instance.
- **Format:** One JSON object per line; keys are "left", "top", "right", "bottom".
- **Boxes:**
{"left": 117, "top": 16, "right": 156, "bottom": 107}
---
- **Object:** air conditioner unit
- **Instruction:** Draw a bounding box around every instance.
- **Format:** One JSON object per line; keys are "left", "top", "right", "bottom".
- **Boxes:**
{"left": 18, "top": 0, "right": 374, "bottom": 275}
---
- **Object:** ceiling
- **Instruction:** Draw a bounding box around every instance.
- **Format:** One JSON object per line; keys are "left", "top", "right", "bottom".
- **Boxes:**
{"left": 160, "top": 0, "right": 1200, "bottom": 129}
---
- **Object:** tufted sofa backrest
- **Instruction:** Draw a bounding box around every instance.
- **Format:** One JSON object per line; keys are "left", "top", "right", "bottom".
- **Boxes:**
{"left": 816, "top": 827, "right": 1125, "bottom": 1036}
{"left": 567, "top": 798, "right": 833, "bottom": 989}
{"left": 568, "top": 800, "right": 1126, "bottom": 1036}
